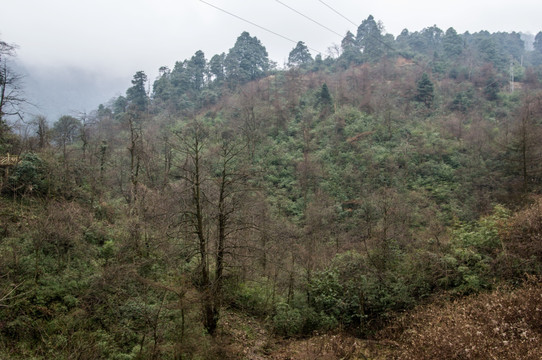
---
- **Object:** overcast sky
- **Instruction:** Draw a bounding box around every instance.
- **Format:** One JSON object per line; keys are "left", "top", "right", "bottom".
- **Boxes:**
{"left": 1, "top": 0, "right": 542, "bottom": 118}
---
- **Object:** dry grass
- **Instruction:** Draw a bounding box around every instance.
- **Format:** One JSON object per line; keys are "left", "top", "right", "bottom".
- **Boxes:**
{"left": 382, "top": 277, "right": 542, "bottom": 359}
{"left": 214, "top": 278, "right": 542, "bottom": 359}
{"left": 502, "top": 196, "right": 542, "bottom": 266}
{"left": 267, "top": 334, "right": 366, "bottom": 360}
{"left": 214, "top": 311, "right": 379, "bottom": 359}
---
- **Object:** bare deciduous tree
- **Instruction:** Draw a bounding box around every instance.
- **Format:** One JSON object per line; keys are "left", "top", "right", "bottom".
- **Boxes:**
{"left": 0, "top": 40, "right": 26, "bottom": 146}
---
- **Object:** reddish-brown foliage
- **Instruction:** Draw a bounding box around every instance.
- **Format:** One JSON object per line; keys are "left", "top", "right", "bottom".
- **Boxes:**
{"left": 502, "top": 196, "right": 542, "bottom": 266}
{"left": 384, "top": 277, "right": 542, "bottom": 359}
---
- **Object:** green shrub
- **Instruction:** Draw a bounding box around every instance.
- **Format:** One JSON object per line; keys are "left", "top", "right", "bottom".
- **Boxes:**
{"left": 300, "top": 307, "right": 338, "bottom": 334}
{"left": 272, "top": 302, "right": 303, "bottom": 337}
{"left": 224, "top": 279, "right": 274, "bottom": 316}
{"left": 440, "top": 205, "right": 510, "bottom": 294}
{"left": 7, "top": 153, "right": 49, "bottom": 195}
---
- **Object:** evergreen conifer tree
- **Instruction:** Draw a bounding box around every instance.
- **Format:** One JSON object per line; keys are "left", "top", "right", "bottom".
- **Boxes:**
{"left": 415, "top": 73, "right": 434, "bottom": 108}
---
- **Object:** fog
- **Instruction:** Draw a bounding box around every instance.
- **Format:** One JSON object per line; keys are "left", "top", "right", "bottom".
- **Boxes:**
{"left": 2, "top": 0, "right": 542, "bottom": 121}
{"left": 15, "top": 62, "right": 129, "bottom": 122}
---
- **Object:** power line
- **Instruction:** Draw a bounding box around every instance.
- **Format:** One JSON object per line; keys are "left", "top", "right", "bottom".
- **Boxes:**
{"left": 199, "top": 1, "right": 296, "bottom": 45}
{"left": 199, "top": 0, "right": 323, "bottom": 55}
{"left": 275, "top": 0, "right": 344, "bottom": 38}
{"left": 314, "top": 1, "right": 400, "bottom": 61}
{"left": 317, "top": 0, "right": 357, "bottom": 28}
{"left": 313, "top": 2, "right": 401, "bottom": 57}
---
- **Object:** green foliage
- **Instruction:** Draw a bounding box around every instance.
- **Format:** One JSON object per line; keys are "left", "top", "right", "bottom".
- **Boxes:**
{"left": 271, "top": 301, "right": 338, "bottom": 338}
{"left": 52, "top": 115, "right": 81, "bottom": 147}
{"left": 535, "top": 32, "right": 542, "bottom": 53}
{"left": 225, "top": 280, "right": 274, "bottom": 316}
{"left": 399, "top": 26, "right": 443, "bottom": 57}
{"left": 225, "top": 31, "right": 269, "bottom": 85}
{"left": 338, "top": 31, "right": 361, "bottom": 68}
{"left": 356, "top": 15, "right": 386, "bottom": 62}
{"left": 315, "top": 83, "right": 332, "bottom": 109}
{"left": 7, "top": 152, "right": 48, "bottom": 195}
{"left": 272, "top": 302, "right": 303, "bottom": 337}
{"left": 484, "top": 73, "right": 502, "bottom": 101}
{"left": 209, "top": 52, "right": 226, "bottom": 84}
{"left": 126, "top": 71, "right": 148, "bottom": 112}
{"left": 449, "top": 88, "right": 474, "bottom": 113}
{"left": 113, "top": 95, "right": 128, "bottom": 115}
{"left": 442, "top": 27, "right": 463, "bottom": 57}
{"left": 440, "top": 206, "right": 510, "bottom": 294}
{"left": 288, "top": 41, "right": 313, "bottom": 68}
{"left": 152, "top": 67, "right": 173, "bottom": 104}
{"left": 310, "top": 266, "right": 364, "bottom": 327}
{"left": 188, "top": 50, "right": 207, "bottom": 91}
{"left": 415, "top": 73, "right": 435, "bottom": 108}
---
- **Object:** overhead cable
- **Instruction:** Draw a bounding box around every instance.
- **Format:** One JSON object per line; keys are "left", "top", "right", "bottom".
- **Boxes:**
{"left": 199, "top": 0, "right": 323, "bottom": 54}
{"left": 317, "top": 0, "right": 357, "bottom": 27}
{"left": 275, "top": 0, "right": 344, "bottom": 38}
{"left": 315, "top": 0, "right": 396, "bottom": 55}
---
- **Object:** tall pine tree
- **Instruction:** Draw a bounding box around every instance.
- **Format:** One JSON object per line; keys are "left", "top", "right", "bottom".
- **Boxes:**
{"left": 415, "top": 73, "right": 434, "bottom": 108}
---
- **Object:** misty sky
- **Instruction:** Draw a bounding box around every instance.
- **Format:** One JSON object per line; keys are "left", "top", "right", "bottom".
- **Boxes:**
{"left": 2, "top": 0, "right": 542, "bottom": 119}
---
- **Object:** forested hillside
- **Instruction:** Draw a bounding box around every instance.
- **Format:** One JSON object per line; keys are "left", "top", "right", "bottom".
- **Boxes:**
{"left": 2, "top": 17, "right": 542, "bottom": 359}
